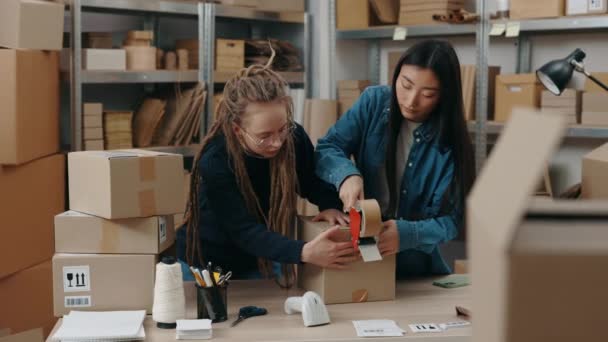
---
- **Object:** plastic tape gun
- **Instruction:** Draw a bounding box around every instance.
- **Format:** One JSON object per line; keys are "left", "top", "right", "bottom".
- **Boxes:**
{"left": 349, "top": 199, "right": 383, "bottom": 262}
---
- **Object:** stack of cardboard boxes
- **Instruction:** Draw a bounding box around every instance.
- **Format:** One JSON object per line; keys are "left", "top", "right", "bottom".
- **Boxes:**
{"left": 399, "top": 0, "right": 465, "bottom": 26}
{"left": 83, "top": 103, "right": 105, "bottom": 151}
{"left": 541, "top": 89, "right": 582, "bottom": 124}
{"left": 216, "top": 39, "right": 245, "bottom": 72}
{"left": 104, "top": 110, "right": 134, "bottom": 149}
{"left": 52, "top": 150, "right": 185, "bottom": 317}
{"left": 124, "top": 31, "right": 156, "bottom": 71}
{"left": 0, "top": 0, "right": 65, "bottom": 338}
{"left": 582, "top": 73, "right": 608, "bottom": 126}
{"left": 338, "top": 80, "right": 371, "bottom": 118}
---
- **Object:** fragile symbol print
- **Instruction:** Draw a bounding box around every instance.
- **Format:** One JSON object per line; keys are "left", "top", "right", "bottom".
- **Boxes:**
{"left": 63, "top": 266, "right": 91, "bottom": 292}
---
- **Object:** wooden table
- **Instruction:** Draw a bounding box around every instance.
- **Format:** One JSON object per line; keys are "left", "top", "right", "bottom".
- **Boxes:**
{"left": 48, "top": 278, "right": 471, "bottom": 341}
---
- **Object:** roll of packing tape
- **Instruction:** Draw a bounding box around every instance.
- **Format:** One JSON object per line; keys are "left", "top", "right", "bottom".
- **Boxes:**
{"left": 356, "top": 199, "right": 382, "bottom": 238}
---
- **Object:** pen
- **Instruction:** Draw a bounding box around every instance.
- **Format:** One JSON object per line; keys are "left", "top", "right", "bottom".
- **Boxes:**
{"left": 190, "top": 267, "right": 206, "bottom": 287}
{"left": 206, "top": 263, "right": 218, "bottom": 287}
{"left": 202, "top": 269, "right": 214, "bottom": 288}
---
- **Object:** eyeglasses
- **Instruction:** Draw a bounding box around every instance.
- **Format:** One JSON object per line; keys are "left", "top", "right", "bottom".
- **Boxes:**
{"left": 240, "top": 123, "right": 296, "bottom": 149}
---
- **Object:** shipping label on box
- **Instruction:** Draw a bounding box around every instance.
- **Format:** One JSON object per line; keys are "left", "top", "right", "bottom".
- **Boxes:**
{"left": 68, "top": 150, "right": 184, "bottom": 219}
{"left": 54, "top": 211, "right": 175, "bottom": 254}
{"left": 296, "top": 217, "right": 395, "bottom": 304}
{"left": 53, "top": 254, "right": 156, "bottom": 317}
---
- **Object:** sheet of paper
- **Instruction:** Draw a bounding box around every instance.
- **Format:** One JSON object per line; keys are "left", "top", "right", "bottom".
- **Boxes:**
{"left": 505, "top": 22, "right": 521, "bottom": 38}
{"left": 489, "top": 23, "right": 506, "bottom": 36}
{"left": 353, "top": 320, "right": 405, "bottom": 337}
{"left": 393, "top": 27, "right": 408, "bottom": 41}
{"left": 359, "top": 243, "right": 382, "bottom": 262}
{"left": 439, "top": 321, "right": 471, "bottom": 330}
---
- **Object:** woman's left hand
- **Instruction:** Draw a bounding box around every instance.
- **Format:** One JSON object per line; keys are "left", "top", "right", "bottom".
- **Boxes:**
{"left": 378, "top": 220, "right": 400, "bottom": 256}
{"left": 313, "top": 209, "right": 350, "bottom": 226}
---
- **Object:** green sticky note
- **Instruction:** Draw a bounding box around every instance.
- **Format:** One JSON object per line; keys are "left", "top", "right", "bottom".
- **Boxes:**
{"left": 433, "top": 274, "right": 470, "bottom": 288}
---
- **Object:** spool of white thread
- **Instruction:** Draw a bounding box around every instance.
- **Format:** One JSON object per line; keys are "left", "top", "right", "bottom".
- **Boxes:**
{"left": 153, "top": 256, "right": 186, "bottom": 329}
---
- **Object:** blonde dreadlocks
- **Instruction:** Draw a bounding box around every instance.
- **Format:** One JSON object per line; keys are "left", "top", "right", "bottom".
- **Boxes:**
{"left": 184, "top": 52, "right": 298, "bottom": 288}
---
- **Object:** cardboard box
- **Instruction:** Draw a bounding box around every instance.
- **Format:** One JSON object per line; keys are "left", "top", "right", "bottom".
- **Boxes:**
{"left": 0, "top": 329, "right": 43, "bottom": 342}
{"left": 82, "top": 49, "right": 126, "bottom": 71}
{"left": 588, "top": 0, "right": 608, "bottom": 13}
{"left": 338, "top": 80, "right": 372, "bottom": 90}
{"left": 584, "top": 72, "right": 608, "bottom": 92}
{"left": 125, "top": 46, "right": 156, "bottom": 71}
{"left": 370, "top": 0, "right": 399, "bottom": 24}
{"left": 297, "top": 217, "right": 396, "bottom": 304}
{"left": 219, "top": 0, "right": 259, "bottom": 7}
{"left": 53, "top": 254, "right": 156, "bottom": 317}
{"left": 83, "top": 127, "right": 103, "bottom": 140}
{"left": 83, "top": 115, "right": 102, "bottom": 128}
{"left": 216, "top": 39, "right": 245, "bottom": 71}
{"left": 460, "top": 65, "right": 500, "bottom": 121}
{"left": 468, "top": 109, "right": 569, "bottom": 342}
{"left": 567, "top": 0, "right": 590, "bottom": 14}
{"left": 541, "top": 89, "right": 582, "bottom": 124}
{"left": 0, "top": 0, "right": 64, "bottom": 50}
{"left": 582, "top": 142, "right": 608, "bottom": 199}
{"left": 84, "top": 32, "right": 113, "bottom": 49}
{"left": 0, "top": 261, "right": 56, "bottom": 337}
{"left": 83, "top": 103, "right": 103, "bottom": 116}
{"left": 127, "top": 31, "right": 154, "bottom": 41}
{"left": 494, "top": 73, "right": 543, "bottom": 122}
{"left": 257, "top": 0, "right": 305, "bottom": 11}
{"left": 303, "top": 99, "right": 337, "bottom": 147}
{"left": 83, "top": 140, "right": 104, "bottom": 151}
{"left": 0, "top": 50, "right": 59, "bottom": 166}
{"left": 510, "top": 0, "right": 564, "bottom": 19}
{"left": 337, "top": 0, "right": 373, "bottom": 29}
{"left": 0, "top": 155, "right": 65, "bottom": 279}
{"left": 399, "top": 0, "right": 464, "bottom": 25}
{"left": 582, "top": 92, "right": 608, "bottom": 125}
{"left": 55, "top": 211, "right": 175, "bottom": 254}
{"left": 68, "top": 150, "right": 184, "bottom": 219}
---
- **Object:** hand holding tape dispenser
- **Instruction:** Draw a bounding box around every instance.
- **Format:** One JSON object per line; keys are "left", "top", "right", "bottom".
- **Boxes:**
{"left": 349, "top": 199, "right": 383, "bottom": 262}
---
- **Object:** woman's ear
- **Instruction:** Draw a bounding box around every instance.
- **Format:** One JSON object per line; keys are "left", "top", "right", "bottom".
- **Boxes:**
{"left": 232, "top": 122, "right": 240, "bottom": 136}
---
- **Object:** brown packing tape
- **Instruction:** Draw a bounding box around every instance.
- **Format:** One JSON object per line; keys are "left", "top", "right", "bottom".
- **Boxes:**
{"left": 352, "top": 289, "right": 369, "bottom": 303}
{"left": 100, "top": 220, "right": 120, "bottom": 253}
{"left": 138, "top": 189, "right": 157, "bottom": 217}
{"left": 139, "top": 157, "right": 157, "bottom": 182}
{"left": 358, "top": 199, "right": 382, "bottom": 237}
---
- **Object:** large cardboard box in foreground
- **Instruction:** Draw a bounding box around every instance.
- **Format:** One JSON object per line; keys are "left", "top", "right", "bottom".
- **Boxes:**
{"left": 581, "top": 142, "right": 608, "bottom": 199}
{"left": 297, "top": 217, "right": 395, "bottom": 304}
{"left": 0, "top": 329, "right": 43, "bottom": 342}
{"left": 469, "top": 109, "right": 608, "bottom": 342}
{"left": 0, "top": 261, "right": 56, "bottom": 337}
{"left": 0, "top": 154, "right": 65, "bottom": 279}
{"left": 55, "top": 211, "right": 175, "bottom": 254}
{"left": 52, "top": 254, "right": 156, "bottom": 317}
{"left": 68, "top": 150, "right": 184, "bottom": 219}
{"left": 0, "top": 0, "right": 64, "bottom": 51}
{"left": 0, "top": 50, "right": 59, "bottom": 165}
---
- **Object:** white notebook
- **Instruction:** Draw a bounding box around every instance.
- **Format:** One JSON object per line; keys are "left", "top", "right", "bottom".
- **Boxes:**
{"left": 51, "top": 311, "right": 146, "bottom": 342}
{"left": 176, "top": 319, "right": 212, "bottom": 340}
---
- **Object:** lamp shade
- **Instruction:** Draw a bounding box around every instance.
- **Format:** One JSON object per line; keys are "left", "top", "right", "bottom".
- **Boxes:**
{"left": 536, "top": 49, "right": 586, "bottom": 95}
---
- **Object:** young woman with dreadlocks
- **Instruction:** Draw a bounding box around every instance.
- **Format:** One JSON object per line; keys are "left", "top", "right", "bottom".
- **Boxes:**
{"left": 177, "top": 56, "right": 356, "bottom": 287}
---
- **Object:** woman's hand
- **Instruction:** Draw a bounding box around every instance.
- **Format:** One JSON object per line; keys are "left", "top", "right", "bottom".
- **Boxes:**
{"left": 301, "top": 226, "right": 358, "bottom": 269}
{"left": 339, "top": 175, "right": 364, "bottom": 212}
{"left": 312, "top": 209, "right": 350, "bottom": 226}
{"left": 378, "top": 220, "right": 400, "bottom": 256}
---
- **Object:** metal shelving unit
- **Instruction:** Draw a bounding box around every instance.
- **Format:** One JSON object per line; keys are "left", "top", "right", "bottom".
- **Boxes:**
{"left": 330, "top": 0, "right": 608, "bottom": 168}
{"left": 67, "top": 0, "right": 309, "bottom": 152}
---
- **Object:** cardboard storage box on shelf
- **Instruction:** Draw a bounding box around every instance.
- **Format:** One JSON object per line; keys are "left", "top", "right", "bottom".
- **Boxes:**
{"left": 494, "top": 73, "right": 543, "bottom": 122}
{"left": 83, "top": 115, "right": 102, "bottom": 128}
{"left": 336, "top": 0, "right": 397, "bottom": 29}
{"left": 219, "top": 0, "right": 259, "bottom": 7}
{"left": 460, "top": 65, "right": 501, "bottom": 121}
{"left": 567, "top": 0, "right": 608, "bottom": 15}
{"left": 55, "top": 211, "right": 175, "bottom": 254}
{"left": 541, "top": 89, "right": 582, "bottom": 124}
{"left": 584, "top": 72, "right": 608, "bottom": 92}
{"left": 52, "top": 254, "right": 156, "bottom": 317}
{"left": 83, "top": 103, "right": 103, "bottom": 116}
{"left": 0, "top": 329, "right": 44, "bottom": 342}
{"left": 82, "top": 49, "right": 126, "bottom": 71}
{"left": 0, "top": 0, "right": 64, "bottom": 50}
{"left": 84, "top": 127, "right": 103, "bottom": 140}
{"left": 104, "top": 110, "right": 133, "bottom": 150}
{"left": 176, "top": 39, "right": 199, "bottom": 69}
{"left": 0, "top": 261, "right": 56, "bottom": 337}
{"left": 338, "top": 80, "right": 371, "bottom": 115}
{"left": 0, "top": 50, "right": 59, "bottom": 166}
{"left": 84, "top": 140, "right": 104, "bottom": 151}
{"left": 581, "top": 142, "right": 608, "bottom": 199}
{"left": 257, "top": 0, "right": 305, "bottom": 11}
{"left": 510, "top": 0, "right": 564, "bottom": 19}
{"left": 0, "top": 155, "right": 65, "bottom": 279}
{"left": 216, "top": 39, "right": 245, "bottom": 71}
{"left": 297, "top": 217, "right": 396, "bottom": 304}
{"left": 125, "top": 46, "right": 156, "bottom": 71}
{"left": 84, "top": 32, "right": 113, "bottom": 49}
{"left": 399, "top": 0, "right": 465, "bottom": 26}
{"left": 581, "top": 92, "right": 608, "bottom": 125}
{"left": 68, "top": 150, "right": 184, "bottom": 219}
{"left": 470, "top": 109, "right": 608, "bottom": 342}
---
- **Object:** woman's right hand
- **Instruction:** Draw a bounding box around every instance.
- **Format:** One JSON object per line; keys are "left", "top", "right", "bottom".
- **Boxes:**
{"left": 301, "top": 226, "right": 358, "bottom": 269}
{"left": 339, "top": 175, "right": 364, "bottom": 212}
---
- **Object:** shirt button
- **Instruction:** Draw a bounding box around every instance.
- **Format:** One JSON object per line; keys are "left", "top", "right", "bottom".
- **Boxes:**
{"left": 402, "top": 189, "right": 407, "bottom": 195}
{"left": 408, "top": 162, "right": 413, "bottom": 167}
{"left": 416, "top": 138, "right": 420, "bottom": 143}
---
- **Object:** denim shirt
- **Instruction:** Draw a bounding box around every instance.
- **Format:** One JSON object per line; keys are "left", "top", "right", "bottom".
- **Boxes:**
{"left": 315, "top": 85, "right": 460, "bottom": 274}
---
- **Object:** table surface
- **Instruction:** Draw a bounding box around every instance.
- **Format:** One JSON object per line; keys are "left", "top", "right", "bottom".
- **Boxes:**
{"left": 47, "top": 277, "right": 471, "bottom": 342}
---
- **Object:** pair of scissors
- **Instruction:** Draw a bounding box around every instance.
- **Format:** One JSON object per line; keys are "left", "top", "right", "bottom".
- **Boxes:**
{"left": 230, "top": 306, "right": 267, "bottom": 327}
{"left": 218, "top": 271, "right": 232, "bottom": 286}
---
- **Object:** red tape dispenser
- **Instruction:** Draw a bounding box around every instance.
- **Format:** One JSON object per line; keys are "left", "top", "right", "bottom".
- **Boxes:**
{"left": 348, "top": 199, "right": 383, "bottom": 262}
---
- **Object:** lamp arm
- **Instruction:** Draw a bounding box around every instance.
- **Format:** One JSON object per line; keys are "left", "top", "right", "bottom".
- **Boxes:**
{"left": 571, "top": 60, "right": 608, "bottom": 92}
{"left": 587, "top": 74, "right": 608, "bottom": 92}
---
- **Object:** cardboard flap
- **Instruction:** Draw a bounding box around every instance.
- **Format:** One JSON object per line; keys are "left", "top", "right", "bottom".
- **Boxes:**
{"left": 468, "top": 109, "right": 566, "bottom": 342}
{"left": 584, "top": 142, "right": 608, "bottom": 161}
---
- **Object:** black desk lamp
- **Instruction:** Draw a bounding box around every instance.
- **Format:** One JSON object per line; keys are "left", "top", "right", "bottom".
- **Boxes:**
{"left": 536, "top": 48, "right": 608, "bottom": 95}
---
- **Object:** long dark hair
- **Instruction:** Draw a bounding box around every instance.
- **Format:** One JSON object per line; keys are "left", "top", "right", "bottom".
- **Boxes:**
{"left": 385, "top": 40, "right": 475, "bottom": 234}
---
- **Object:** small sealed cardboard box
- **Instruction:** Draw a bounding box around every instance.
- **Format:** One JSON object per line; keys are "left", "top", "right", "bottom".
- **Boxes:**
{"left": 582, "top": 92, "right": 608, "bottom": 125}
{"left": 337, "top": 0, "right": 388, "bottom": 29}
{"left": 494, "top": 73, "right": 543, "bottom": 122}
{"left": 297, "top": 217, "right": 396, "bottom": 304}
{"left": 0, "top": 261, "right": 56, "bottom": 337}
{"left": 52, "top": 254, "right": 156, "bottom": 317}
{"left": 83, "top": 49, "right": 126, "bottom": 71}
{"left": 510, "top": 0, "right": 564, "bottom": 19}
{"left": 469, "top": 109, "right": 608, "bottom": 342}
{"left": 581, "top": 142, "right": 608, "bottom": 199}
{"left": 0, "top": 50, "right": 59, "bottom": 165}
{"left": 55, "top": 211, "right": 175, "bottom": 254}
{"left": 68, "top": 150, "right": 184, "bottom": 219}
{"left": 83, "top": 103, "right": 103, "bottom": 116}
{"left": 0, "top": 0, "right": 64, "bottom": 51}
{"left": 0, "top": 154, "right": 65, "bottom": 279}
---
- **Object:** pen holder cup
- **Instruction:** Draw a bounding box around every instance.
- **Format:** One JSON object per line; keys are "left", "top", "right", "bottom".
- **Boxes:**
{"left": 196, "top": 283, "right": 228, "bottom": 323}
